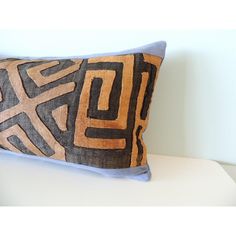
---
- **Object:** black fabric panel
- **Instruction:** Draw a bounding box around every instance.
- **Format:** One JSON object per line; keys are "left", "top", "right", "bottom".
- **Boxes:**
{"left": 7, "top": 135, "right": 36, "bottom": 156}
{"left": 140, "top": 62, "right": 157, "bottom": 120}
{"left": 18, "top": 60, "right": 77, "bottom": 98}
{"left": 87, "top": 62, "right": 123, "bottom": 120}
{"left": 0, "top": 113, "right": 55, "bottom": 156}
{"left": 135, "top": 125, "right": 144, "bottom": 166}
{"left": 0, "top": 69, "right": 19, "bottom": 112}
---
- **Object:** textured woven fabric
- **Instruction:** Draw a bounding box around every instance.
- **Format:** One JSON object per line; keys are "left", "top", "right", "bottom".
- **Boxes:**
{"left": 0, "top": 41, "right": 166, "bottom": 180}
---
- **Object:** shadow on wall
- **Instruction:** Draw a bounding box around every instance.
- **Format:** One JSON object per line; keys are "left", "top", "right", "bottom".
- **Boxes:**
{"left": 144, "top": 51, "right": 189, "bottom": 157}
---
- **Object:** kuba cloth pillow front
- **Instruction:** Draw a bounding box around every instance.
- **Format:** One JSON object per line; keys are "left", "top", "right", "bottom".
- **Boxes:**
{"left": 0, "top": 41, "right": 166, "bottom": 181}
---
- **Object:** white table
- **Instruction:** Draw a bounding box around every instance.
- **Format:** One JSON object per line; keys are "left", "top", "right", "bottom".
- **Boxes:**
{"left": 0, "top": 152, "right": 236, "bottom": 206}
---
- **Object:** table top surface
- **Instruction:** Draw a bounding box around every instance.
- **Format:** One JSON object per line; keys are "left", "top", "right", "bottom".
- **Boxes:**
{"left": 0, "top": 151, "right": 236, "bottom": 206}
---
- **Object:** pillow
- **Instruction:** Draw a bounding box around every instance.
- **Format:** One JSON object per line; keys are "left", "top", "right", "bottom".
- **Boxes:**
{"left": 0, "top": 41, "right": 166, "bottom": 181}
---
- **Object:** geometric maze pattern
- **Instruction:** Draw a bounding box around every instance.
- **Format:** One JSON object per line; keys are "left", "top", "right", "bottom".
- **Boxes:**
{"left": 0, "top": 54, "right": 162, "bottom": 168}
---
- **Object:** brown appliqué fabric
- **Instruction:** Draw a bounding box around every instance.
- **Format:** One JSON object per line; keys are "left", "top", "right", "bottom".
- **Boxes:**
{"left": 0, "top": 53, "right": 162, "bottom": 168}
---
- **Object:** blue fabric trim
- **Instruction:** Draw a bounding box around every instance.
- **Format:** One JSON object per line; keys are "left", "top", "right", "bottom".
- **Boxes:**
{"left": 0, "top": 149, "right": 151, "bottom": 181}
{"left": 2, "top": 41, "right": 166, "bottom": 60}
{"left": 78, "top": 41, "right": 167, "bottom": 59}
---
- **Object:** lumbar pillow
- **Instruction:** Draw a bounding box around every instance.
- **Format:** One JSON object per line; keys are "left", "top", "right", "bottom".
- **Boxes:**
{"left": 0, "top": 41, "right": 166, "bottom": 181}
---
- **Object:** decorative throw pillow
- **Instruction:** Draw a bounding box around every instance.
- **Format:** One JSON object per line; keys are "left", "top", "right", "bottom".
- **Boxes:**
{"left": 0, "top": 41, "right": 166, "bottom": 181}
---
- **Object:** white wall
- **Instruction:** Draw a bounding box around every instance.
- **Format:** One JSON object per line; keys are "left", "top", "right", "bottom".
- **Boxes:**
{"left": 0, "top": 30, "right": 235, "bottom": 164}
